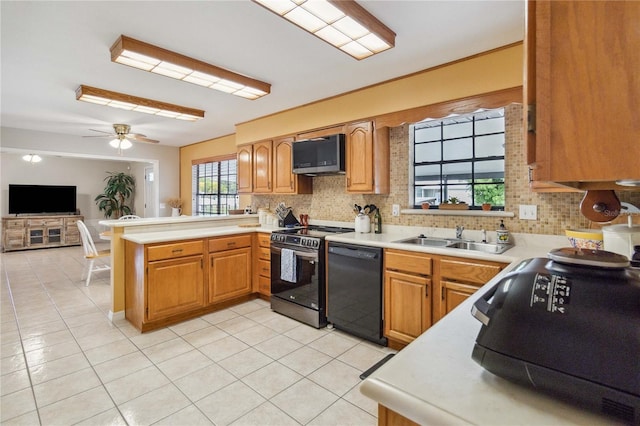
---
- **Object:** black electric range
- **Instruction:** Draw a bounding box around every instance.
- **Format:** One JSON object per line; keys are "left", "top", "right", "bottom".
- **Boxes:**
{"left": 270, "top": 225, "right": 353, "bottom": 328}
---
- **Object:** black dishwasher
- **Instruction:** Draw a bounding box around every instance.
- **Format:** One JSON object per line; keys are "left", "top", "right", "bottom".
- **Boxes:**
{"left": 327, "top": 242, "right": 387, "bottom": 346}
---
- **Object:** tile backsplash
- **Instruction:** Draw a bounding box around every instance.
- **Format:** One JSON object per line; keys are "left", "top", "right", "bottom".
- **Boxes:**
{"left": 253, "top": 104, "right": 640, "bottom": 236}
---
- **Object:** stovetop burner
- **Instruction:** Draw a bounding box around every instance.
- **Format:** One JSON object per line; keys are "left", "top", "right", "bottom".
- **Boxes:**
{"left": 271, "top": 225, "right": 354, "bottom": 248}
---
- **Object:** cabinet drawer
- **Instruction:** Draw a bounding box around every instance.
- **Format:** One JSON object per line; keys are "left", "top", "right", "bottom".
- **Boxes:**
{"left": 147, "top": 240, "right": 204, "bottom": 262}
{"left": 385, "top": 249, "right": 432, "bottom": 276}
{"left": 258, "top": 275, "right": 271, "bottom": 295}
{"left": 209, "top": 234, "right": 251, "bottom": 252}
{"left": 257, "top": 259, "right": 271, "bottom": 277}
{"left": 28, "top": 219, "right": 63, "bottom": 227}
{"left": 257, "top": 246, "right": 270, "bottom": 261}
{"left": 5, "top": 219, "right": 25, "bottom": 229}
{"left": 257, "top": 233, "right": 271, "bottom": 247}
{"left": 440, "top": 259, "right": 504, "bottom": 285}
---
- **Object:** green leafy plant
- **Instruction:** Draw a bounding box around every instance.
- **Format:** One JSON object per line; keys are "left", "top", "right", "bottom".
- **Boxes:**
{"left": 94, "top": 172, "right": 135, "bottom": 218}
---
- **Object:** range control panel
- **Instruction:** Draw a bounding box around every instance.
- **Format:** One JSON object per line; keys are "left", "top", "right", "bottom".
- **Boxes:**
{"left": 530, "top": 273, "right": 572, "bottom": 314}
{"left": 270, "top": 233, "right": 321, "bottom": 249}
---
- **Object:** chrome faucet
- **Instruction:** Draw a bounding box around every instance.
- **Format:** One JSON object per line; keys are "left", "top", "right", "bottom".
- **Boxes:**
{"left": 455, "top": 225, "right": 464, "bottom": 239}
{"left": 481, "top": 229, "right": 487, "bottom": 243}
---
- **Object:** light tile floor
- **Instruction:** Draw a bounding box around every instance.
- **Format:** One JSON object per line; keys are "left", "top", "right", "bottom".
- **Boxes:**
{"left": 1, "top": 244, "right": 394, "bottom": 425}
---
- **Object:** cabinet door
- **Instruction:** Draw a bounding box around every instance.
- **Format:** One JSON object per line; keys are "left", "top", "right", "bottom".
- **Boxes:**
{"left": 253, "top": 140, "right": 273, "bottom": 193}
{"left": 237, "top": 144, "right": 253, "bottom": 193}
{"left": 147, "top": 255, "right": 205, "bottom": 321}
{"left": 208, "top": 247, "right": 252, "bottom": 304}
{"left": 273, "top": 136, "right": 295, "bottom": 194}
{"left": 384, "top": 270, "right": 431, "bottom": 345}
{"left": 346, "top": 121, "right": 374, "bottom": 193}
{"left": 532, "top": 0, "right": 640, "bottom": 184}
{"left": 439, "top": 280, "right": 480, "bottom": 319}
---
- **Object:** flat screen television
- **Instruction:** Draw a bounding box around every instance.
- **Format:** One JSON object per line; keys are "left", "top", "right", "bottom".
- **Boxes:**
{"left": 8, "top": 184, "right": 77, "bottom": 215}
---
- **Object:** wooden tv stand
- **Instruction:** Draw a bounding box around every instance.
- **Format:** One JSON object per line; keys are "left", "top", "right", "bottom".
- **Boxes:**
{"left": 2, "top": 214, "right": 84, "bottom": 252}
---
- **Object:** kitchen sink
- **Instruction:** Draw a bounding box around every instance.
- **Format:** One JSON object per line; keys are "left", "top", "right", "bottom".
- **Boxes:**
{"left": 393, "top": 237, "right": 452, "bottom": 247}
{"left": 393, "top": 236, "right": 513, "bottom": 254}
{"left": 445, "top": 241, "right": 513, "bottom": 254}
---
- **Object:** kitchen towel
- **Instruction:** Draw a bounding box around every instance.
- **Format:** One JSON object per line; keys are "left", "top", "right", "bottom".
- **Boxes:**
{"left": 280, "top": 248, "right": 297, "bottom": 283}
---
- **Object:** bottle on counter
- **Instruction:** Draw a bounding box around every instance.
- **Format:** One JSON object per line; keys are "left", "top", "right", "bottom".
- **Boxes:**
{"left": 497, "top": 220, "right": 510, "bottom": 245}
{"left": 374, "top": 208, "right": 382, "bottom": 234}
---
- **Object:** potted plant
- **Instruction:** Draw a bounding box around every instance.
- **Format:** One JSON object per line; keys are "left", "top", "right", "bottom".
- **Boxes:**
{"left": 94, "top": 172, "right": 135, "bottom": 218}
{"left": 167, "top": 198, "right": 183, "bottom": 217}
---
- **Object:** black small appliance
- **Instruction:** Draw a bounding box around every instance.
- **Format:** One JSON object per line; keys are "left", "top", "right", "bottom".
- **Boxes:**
{"left": 471, "top": 248, "right": 640, "bottom": 424}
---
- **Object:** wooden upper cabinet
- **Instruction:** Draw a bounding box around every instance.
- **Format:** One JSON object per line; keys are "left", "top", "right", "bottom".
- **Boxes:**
{"left": 346, "top": 121, "right": 374, "bottom": 193}
{"left": 237, "top": 144, "right": 253, "bottom": 193}
{"left": 527, "top": 0, "right": 640, "bottom": 187}
{"left": 273, "top": 136, "right": 312, "bottom": 194}
{"left": 252, "top": 140, "right": 273, "bottom": 193}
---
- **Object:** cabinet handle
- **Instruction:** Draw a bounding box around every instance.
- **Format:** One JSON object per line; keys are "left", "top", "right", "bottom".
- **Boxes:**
{"left": 200, "top": 259, "right": 203, "bottom": 268}
{"left": 347, "top": 177, "right": 350, "bottom": 186}
{"left": 290, "top": 180, "right": 293, "bottom": 189}
{"left": 227, "top": 241, "right": 236, "bottom": 247}
{"left": 425, "top": 285, "right": 429, "bottom": 298}
{"left": 172, "top": 248, "right": 183, "bottom": 254}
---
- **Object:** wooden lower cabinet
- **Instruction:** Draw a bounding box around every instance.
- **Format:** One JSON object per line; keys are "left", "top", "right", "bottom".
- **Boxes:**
{"left": 383, "top": 249, "right": 507, "bottom": 346}
{"left": 384, "top": 249, "right": 433, "bottom": 346}
{"left": 147, "top": 255, "right": 204, "bottom": 321}
{"left": 208, "top": 247, "right": 252, "bottom": 304}
{"left": 433, "top": 257, "right": 507, "bottom": 323}
{"left": 125, "top": 233, "right": 255, "bottom": 332}
{"left": 378, "top": 405, "right": 419, "bottom": 426}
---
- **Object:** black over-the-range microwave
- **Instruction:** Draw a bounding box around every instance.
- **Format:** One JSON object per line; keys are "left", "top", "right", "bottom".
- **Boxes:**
{"left": 292, "top": 134, "right": 345, "bottom": 175}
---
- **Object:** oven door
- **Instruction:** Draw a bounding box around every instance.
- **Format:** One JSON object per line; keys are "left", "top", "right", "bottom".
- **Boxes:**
{"left": 270, "top": 244, "right": 321, "bottom": 311}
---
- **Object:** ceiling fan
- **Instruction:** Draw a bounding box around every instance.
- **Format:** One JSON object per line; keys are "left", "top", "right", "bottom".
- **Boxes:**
{"left": 85, "top": 124, "right": 159, "bottom": 151}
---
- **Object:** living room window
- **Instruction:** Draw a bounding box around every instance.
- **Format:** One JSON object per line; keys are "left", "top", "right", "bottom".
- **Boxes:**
{"left": 410, "top": 108, "right": 505, "bottom": 209}
{"left": 192, "top": 155, "right": 239, "bottom": 215}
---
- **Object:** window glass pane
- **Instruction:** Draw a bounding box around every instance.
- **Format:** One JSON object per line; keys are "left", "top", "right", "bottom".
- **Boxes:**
{"left": 443, "top": 138, "right": 472, "bottom": 161}
{"left": 415, "top": 186, "right": 441, "bottom": 204}
{"left": 414, "top": 126, "right": 441, "bottom": 142}
{"left": 475, "top": 134, "right": 505, "bottom": 158}
{"left": 443, "top": 121, "right": 472, "bottom": 139}
{"left": 475, "top": 116, "right": 504, "bottom": 134}
{"left": 442, "top": 162, "right": 472, "bottom": 181}
{"left": 475, "top": 159, "right": 505, "bottom": 178}
{"left": 414, "top": 164, "right": 441, "bottom": 183}
{"left": 415, "top": 142, "right": 441, "bottom": 163}
{"left": 443, "top": 184, "right": 472, "bottom": 204}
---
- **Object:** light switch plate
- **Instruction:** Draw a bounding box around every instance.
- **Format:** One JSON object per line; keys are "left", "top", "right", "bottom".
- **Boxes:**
{"left": 392, "top": 204, "right": 400, "bottom": 217}
{"left": 519, "top": 204, "right": 537, "bottom": 220}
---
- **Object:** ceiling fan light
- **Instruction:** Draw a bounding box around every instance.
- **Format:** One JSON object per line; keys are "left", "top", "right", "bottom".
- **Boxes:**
{"left": 22, "top": 154, "right": 42, "bottom": 163}
{"left": 120, "top": 139, "right": 133, "bottom": 150}
{"left": 109, "top": 138, "right": 121, "bottom": 148}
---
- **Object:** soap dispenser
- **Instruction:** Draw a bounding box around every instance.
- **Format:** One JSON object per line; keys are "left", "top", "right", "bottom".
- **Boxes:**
{"left": 497, "top": 220, "right": 510, "bottom": 245}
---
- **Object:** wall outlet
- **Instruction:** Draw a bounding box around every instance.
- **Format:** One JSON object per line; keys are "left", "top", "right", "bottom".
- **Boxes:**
{"left": 519, "top": 204, "right": 537, "bottom": 220}
{"left": 392, "top": 204, "right": 400, "bottom": 217}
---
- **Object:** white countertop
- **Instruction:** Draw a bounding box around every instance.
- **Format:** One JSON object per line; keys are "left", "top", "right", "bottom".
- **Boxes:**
{"left": 119, "top": 224, "right": 273, "bottom": 245}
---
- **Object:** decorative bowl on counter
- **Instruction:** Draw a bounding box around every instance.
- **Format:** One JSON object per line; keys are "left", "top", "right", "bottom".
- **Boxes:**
{"left": 565, "top": 229, "right": 604, "bottom": 250}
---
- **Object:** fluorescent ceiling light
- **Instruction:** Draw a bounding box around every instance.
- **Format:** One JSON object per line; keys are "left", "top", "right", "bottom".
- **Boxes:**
{"left": 253, "top": 0, "right": 395, "bottom": 60}
{"left": 22, "top": 154, "right": 42, "bottom": 163}
{"left": 110, "top": 35, "right": 271, "bottom": 100}
{"left": 76, "top": 85, "right": 205, "bottom": 121}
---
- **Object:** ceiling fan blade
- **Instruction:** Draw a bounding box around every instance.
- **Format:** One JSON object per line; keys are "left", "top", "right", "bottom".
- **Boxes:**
{"left": 130, "top": 135, "right": 159, "bottom": 144}
{"left": 88, "top": 128, "right": 115, "bottom": 135}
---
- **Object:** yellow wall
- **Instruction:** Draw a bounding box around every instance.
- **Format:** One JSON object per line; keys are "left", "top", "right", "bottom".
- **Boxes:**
{"left": 180, "top": 44, "right": 523, "bottom": 210}
{"left": 235, "top": 43, "right": 523, "bottom": 144}
{"left": 179, "top": 134, "right": 243, "bottom": 215}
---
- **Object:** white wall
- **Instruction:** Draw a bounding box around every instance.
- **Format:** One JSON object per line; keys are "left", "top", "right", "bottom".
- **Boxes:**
{"left": 0, "top": 126, "right": 181, "bottom": 228}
